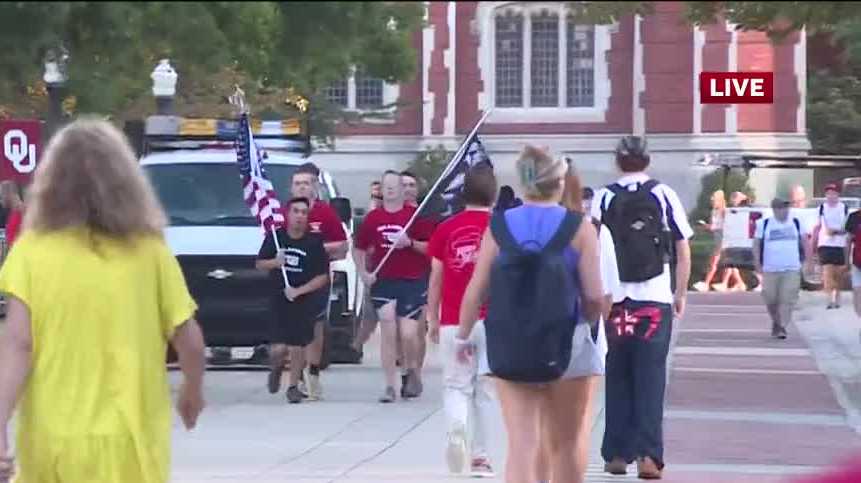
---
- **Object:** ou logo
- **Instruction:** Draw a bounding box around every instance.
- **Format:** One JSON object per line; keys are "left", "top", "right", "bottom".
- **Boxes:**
{"left": 3, "top": 129, "right": 37, "bottom": 174}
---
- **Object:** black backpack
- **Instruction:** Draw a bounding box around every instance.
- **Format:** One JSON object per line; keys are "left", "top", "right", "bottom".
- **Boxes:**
{"left": 601, "top": 179, "right": 671, "bottom": 283}
{"left": 485, "top": 210, "right": 582, "bottom": 383}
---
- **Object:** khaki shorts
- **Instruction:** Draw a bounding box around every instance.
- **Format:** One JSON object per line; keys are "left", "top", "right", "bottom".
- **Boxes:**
{"left": 762, "top": 271, "right": 801, "bottom": 307}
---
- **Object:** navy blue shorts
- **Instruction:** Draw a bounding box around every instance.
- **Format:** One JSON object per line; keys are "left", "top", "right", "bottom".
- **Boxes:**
{"left": 310, "top": 289, "right": 329, "bottom": 322}
{"left": 371, "top": 278, "right": 428, "bottom": 319}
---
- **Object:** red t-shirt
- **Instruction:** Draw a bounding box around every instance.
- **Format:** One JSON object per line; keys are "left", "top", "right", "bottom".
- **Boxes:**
{"left": 284, "top": 201, "right": 347, "bottom": 243}
{"left": 428, "top": 210, "right": 490, "bottom": 325}
{"left": 356, "top": 205, "right": 434, "bottom": 280}
{"left": 5, "top": 209, "right": 22, "bottom": 247}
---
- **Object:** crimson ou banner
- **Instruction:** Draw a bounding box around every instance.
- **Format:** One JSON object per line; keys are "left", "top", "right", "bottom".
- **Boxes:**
{"left": 0, "top": 120, "right": 41, "bottom": 184}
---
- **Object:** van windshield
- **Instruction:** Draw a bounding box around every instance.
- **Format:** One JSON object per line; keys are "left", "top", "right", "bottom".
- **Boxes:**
{"left": 143, "top": 163, "right": 331, "bottom": 226}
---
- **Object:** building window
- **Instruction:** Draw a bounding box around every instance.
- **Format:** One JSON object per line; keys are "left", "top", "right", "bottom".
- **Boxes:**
{"left": 324, "top": 73, "right": 393, "bottom": 112}
{"left": 324, "top": 78, "right": 348, "bottom": 108}
{"left": 494, "top": 12, "right": 524, "bottom": 108}
{"left": 355, "top": 74, "right": 384, "bottom": 109}
{"left": 492, "top": 5, "right": 597, "bottom": 109}
{"left": 530, "top": 11, "right": 559, "bottom": 107}
{"left": 567, "top": 23, "right": 595, "bottom": 107}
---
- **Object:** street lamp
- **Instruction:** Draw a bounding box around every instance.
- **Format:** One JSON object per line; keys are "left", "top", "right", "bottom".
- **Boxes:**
{"left": 43, "top": 47, "right": 69, "bottom": 137}
{"left": 151, "top": 59, "right": 178, "bottom": 115}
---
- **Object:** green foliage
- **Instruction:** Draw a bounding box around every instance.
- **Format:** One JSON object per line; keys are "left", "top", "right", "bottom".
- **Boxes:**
{"left": 570, "top": 2, "right": 861, "bottom": 39}
{"left": 807, "top": 72, "right": 861, "bottom": 154}
{"left": 690, "top": 168, "right": 756, "bottom": 224}
{"left": 0, "top": 1, "right": 424, "bottom": 141}
{"left": 405, "top": 144, "right": 455, "bottom": 196}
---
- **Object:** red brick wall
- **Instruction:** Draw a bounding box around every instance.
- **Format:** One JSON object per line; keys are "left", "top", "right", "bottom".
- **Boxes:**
{"left": 736, "top": 30, "right": 799, "bottom": 132}
{"left": 641, "top": 1, "right": 693, "bottom": 133}
{"left": 701, "top": 20, "right": 731, "bottom": 132}
{"left": 454, "top": 3, "right": 634, "bottom": 135}
{"left": 335, "top": 29, "right": 423, "bottom": 136}
{"left": 455, "top": 2, "right": 482, "bottom": 134}
{"left": 429, "top": 2, "right": 450, "bottom": 135}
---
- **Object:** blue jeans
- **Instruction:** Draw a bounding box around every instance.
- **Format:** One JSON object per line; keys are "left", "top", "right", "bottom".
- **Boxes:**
{"left": 601, "top": 299, "right": 673, "bottom": 469}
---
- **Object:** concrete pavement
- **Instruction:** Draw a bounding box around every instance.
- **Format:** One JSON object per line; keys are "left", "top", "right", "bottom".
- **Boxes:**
{"left": 165, "top": 292, "right": 861, "bottom": 482}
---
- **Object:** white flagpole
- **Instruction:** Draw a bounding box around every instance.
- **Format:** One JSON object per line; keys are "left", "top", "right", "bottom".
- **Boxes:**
{"left": 371, "top": 108, "right": 493, "bottom": 277}
{"left": 270, "top": 224, "right": 292, "bottom": 290}
{"left": 233, "top": 87, "right": 292, "bottom": 290}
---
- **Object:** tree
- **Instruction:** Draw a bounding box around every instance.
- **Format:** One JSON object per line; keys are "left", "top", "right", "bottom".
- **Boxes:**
{"left": 405, "top": 144, "right": 455, "bottom": 197}
{"left": 570, "top": 2, "right": 861, "bottom": 40}
{"left": 689, "top": 168, "right": 756, "bottom": 224}
{"left": 0, "top": 2, "right": 424, "bottom": 144}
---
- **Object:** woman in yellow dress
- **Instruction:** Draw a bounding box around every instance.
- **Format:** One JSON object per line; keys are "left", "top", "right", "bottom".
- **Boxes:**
{"left": 0, "top": 118, "right": 206, "bottom": 483}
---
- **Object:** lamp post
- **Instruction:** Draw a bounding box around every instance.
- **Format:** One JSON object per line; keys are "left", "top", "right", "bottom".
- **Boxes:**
{"left": 151, "top": 59, "right": 178, "bottom": 115}
{"left": 43, "top": 47, "right": 69, "bottom": 138}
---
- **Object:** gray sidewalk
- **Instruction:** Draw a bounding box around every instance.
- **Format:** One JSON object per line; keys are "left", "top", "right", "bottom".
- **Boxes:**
{"left": 169, "top": 333, "right": 612, "bottom": 483}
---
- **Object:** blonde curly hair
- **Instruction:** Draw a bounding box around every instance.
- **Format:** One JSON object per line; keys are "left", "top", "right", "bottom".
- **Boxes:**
{"left": 23, "top": 118, "right": 166, "bottom": 240}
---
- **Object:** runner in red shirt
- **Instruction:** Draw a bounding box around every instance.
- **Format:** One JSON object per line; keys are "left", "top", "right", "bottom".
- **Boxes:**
{"left": 0, "top": 181, "right": 24, "bottom": 248}
{"left": 354, "top": 170, "right": 434, "bottom": 403}
{"left": 400, "top": 170, "right": 430, "bottom": 393}
{"left": 426, "top": 165, "right": 497, "bottom": 477}
{"left": 286, "top": 163, "right": 348, "bottom": 401}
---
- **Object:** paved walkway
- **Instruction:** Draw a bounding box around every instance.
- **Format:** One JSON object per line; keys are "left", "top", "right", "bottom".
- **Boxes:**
{"left": 162, "top": 292, "right": 861, "bottom": 482}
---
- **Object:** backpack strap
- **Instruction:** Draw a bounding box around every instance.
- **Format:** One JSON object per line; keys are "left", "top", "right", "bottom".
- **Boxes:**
{"left": 819, "top": 204, "right": 824, "bottom": 218}
{"left": 793, "top": 218, "right": 806, "bottom": 261}
{"left": 641, "top": 179, "right": 661, "bottom": 192}
{"left": 759, "top": 218, "right": 770, "bottom": 265}
{"left": 545, "top": 211, "right": 583, "bottom": 253}
{"left": 490, "top": 211, "right": 521, "bottom": 254}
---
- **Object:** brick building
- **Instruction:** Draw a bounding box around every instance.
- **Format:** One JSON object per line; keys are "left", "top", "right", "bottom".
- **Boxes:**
{"left": 311, "top": 1, "right": 811, "bottom": 208}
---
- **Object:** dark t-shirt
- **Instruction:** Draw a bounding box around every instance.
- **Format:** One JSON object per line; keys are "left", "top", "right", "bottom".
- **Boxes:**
{"left": 257, "top": 229, "right": 328, "bottom": 294}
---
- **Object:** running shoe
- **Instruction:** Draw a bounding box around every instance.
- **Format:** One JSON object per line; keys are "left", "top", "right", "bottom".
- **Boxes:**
{"left": 470, "top": 457, "right": 494, "bottom": 478}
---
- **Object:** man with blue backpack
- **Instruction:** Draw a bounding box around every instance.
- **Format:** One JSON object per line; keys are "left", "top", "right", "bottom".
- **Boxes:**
{"left": 591, "top": 136, "right": 693, "bottom": 480}
{"left": 753, "top": 197, "right": 811, "bottom": 340}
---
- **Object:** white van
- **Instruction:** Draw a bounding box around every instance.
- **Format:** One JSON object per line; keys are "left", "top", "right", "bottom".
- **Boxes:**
{"left": 140, "top": 116, "right": 363, "bottom": 366}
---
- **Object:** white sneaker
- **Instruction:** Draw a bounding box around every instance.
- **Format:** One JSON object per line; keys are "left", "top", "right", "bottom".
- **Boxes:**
{"left": 446, "top": 422, "right": 468, "bottom": 474}
{"left": 692, "top": 281, "right": 709, "bottom": 292}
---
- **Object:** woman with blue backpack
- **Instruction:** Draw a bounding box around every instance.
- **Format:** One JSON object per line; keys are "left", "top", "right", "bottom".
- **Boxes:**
{"left": 457, "top": 146, "right": 605, "bottom": 483}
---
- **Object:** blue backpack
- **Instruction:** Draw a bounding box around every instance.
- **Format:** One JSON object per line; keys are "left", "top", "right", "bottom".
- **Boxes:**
{"left": 485, "top": 210, "right": 583, "bottom": 383}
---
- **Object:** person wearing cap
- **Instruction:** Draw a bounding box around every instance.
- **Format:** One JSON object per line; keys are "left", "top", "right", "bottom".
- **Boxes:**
{"left": 592, "top": 136, "right": 693, "bottom": 479}
{"left": 753, "top": 197, "right": 811, "bottom": 340}
{"left": 814, "top": 183, "right": 850, "bottom": 309}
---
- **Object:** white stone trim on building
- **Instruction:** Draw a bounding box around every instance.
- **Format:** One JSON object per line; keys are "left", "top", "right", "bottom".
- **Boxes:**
{"left": 633, "top": 14, "right": 645, "bottom": 135}
{"left": 445, "top": 2, "right": 457, "bottom": 136}
{"left": 422, "top": 11, "right": 435, "bottom": 137}
{"left": 726, "top": 23, "right": 739, "bottom": 134}
{"left": 474, "top": 1, "right": 614, "bottom": 123}
{"left": 693, "top": 25, "right": 706, "bottom": 134}
{"left": 795, "top": 28, "right": 807, "bottom": 134}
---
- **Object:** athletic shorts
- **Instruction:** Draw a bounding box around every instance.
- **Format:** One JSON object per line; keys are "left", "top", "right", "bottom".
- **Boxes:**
{"left": 310, "top": 289, "right": 329, "bottom": 322}
{"left": 361, "top": 289, "right": 379, "bottom": 322}
{"left": 371, "top": 278, "right": 428, "bottom": 319}
{"left": 269, "top": 295, "right": 316, "bottom": 347}
{"left": 852, "top": 266, "right": 861, "bottom": 289}
{"left": 819, "top": 246, "right": 846, "bottom": 266}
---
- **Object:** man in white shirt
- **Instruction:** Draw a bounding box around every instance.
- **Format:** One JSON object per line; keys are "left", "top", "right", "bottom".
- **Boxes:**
{"left": 753, "top": 198, "right": 811, "bottom": 339}
{"left": 591, "top": 136, "right": 693, "bottom": 480}
{"left": 814, "top": 183, "right": 849, "bottom": 309}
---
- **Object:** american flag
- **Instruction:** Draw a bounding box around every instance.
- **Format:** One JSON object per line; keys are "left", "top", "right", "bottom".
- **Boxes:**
{"left": 235, "top": 113, "right": 285, "bottom": 232}
{"left": 421, "top": 132, "right": 492, "bottom": 220}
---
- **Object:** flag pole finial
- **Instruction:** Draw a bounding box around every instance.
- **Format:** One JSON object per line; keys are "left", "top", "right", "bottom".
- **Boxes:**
{"left": 229, "top": 85, "right": 249, "bottom": 115}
